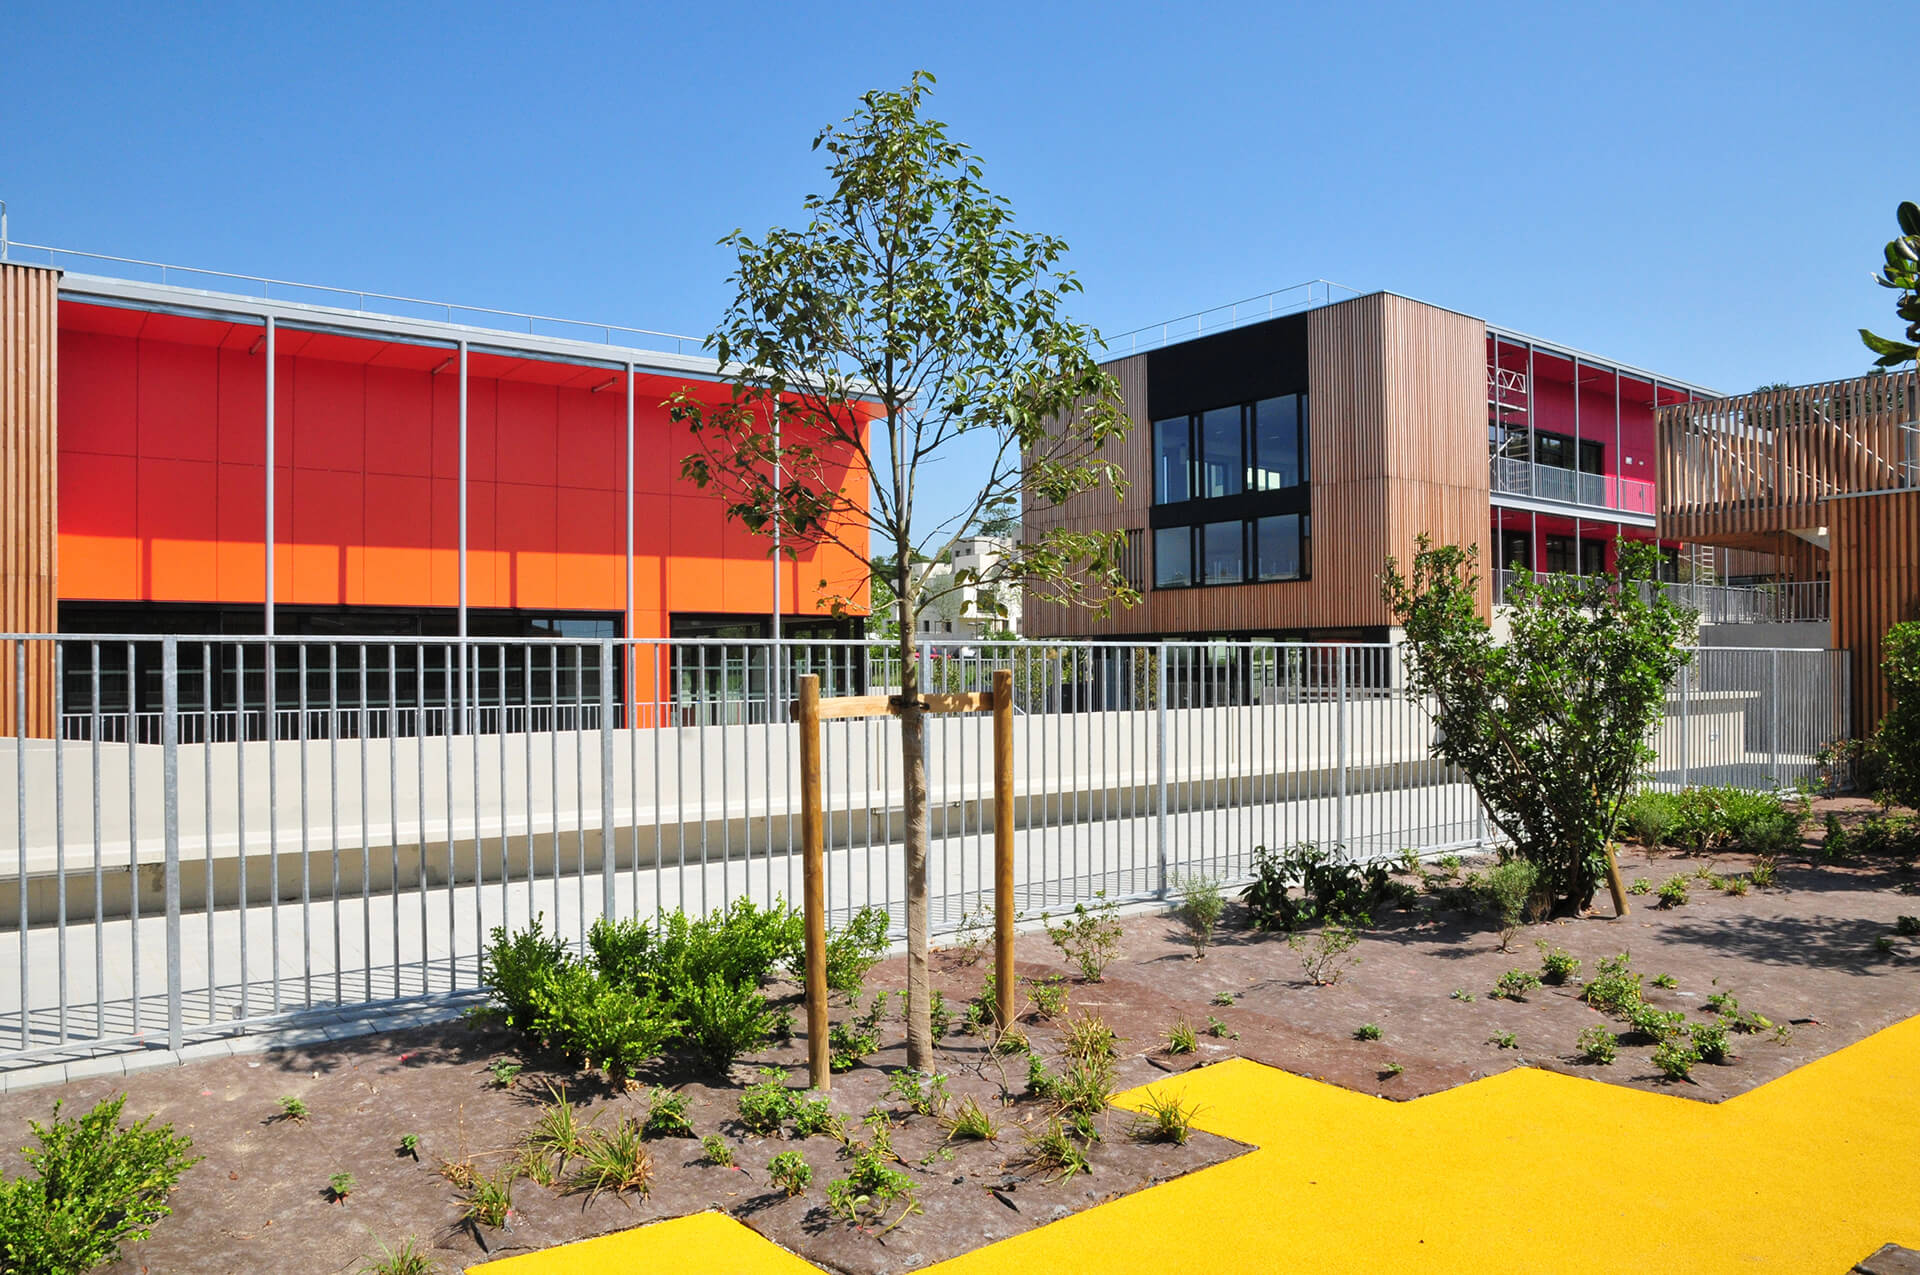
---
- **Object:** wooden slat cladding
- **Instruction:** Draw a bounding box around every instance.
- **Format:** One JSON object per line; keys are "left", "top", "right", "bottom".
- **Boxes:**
{"left": 1024, "top": 293, "right": 1487, "bottom": 636}
{"left": 1830, "top": 490, "right": 1920, "bottom": 732}
{"left": 1656, "top": 370, "right": 1918, "bottom": 545}
{"left": 1, "top": 263, "right": 59, "bottom": 738}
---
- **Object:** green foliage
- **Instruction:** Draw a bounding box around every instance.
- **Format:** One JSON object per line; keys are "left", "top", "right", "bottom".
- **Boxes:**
{"left": 1022, "top": 1116, "right": 1091, "bottom": 1181}
{"left": 1651, "top": 973, "right": 1679, "bottom": 990}
{"left": 828, "top": 1020, "right": 881, "bottom": 1071}
{"left": 1536, "top": 942, "right": 1580, "bottom": 985}
{"left": 1878, "top": 621, "right": 1920, "bottom": 811}
{"left": 948, "top": 909, "right": 990, "bottom": 967}
{"left": 816, "top": 906, "right": 892, "bottom": 998}
{"left": 275, "top": 1095, "right": 309, "bottom": 1123}
{"left": 1206, "top": 1014, "right": 1239, "bottom": 1040}
{"left": 1482, "top": 858, "right": 1541, "bottom": 950}
{"left": 482, "top": 914, "right": 572, "bottom": 1032}
{"left": 1128, "top": 1088, "right": 1200, "bottom": 1145}
{"left": 524, "top": 1083, "right": 591, "bottom": 1175}
{"left": 1210, "top": 990, "right": 1238, "bottom": 1007}
{"left": 738, "top": 1069, "right": 798, "bottom": 1136}
{"left": 568, "top": 1116, "right": 654, "bottom": 1203}
{"left": 641, "top": 1088, "right": 694, "bottom": 1140}
{"left": 826, "top": 1146, "right": 919, "bottom": 1230}
{"left": 589, "top": 899, "right": 803, "bottom": 996}
{"left": 1656, "top": 876, "right": 1690, "bottom": 909}
{"left": 1628, "top": 878, "right": 1652, "bottom": 896}
{"left": 487, "top": 1059, "right": 521, "bottom": 1088}
{"left": 789, "top": 1094, "right": 839, "bottom": 1139}
{"left": 941, "top": 1096, "right": 999, "bottom": 1142}
{"left": 1175, "top": 875, "right": 1227, "bottom": 958}
{"left": 1026, "top": 976, "right": 1069, "bottom": 1021}
{"left": 702, "top": 1134, "right": 736, "bottom": 1167}
{"left": 1582, "top": 953, "right": 1643, "bottom": 1015}
{"left": 1289, "top": 922, "right": 1361, "bottom": 986}
{"left": 1858, "top": 200, "right": 1920, "bottom": 368}
{"left": 1026, "top": 1053, "right": 1060, "bottom": 1100}
{"left": 682, "top": 972, "right": 782, "bottom": 1070}
{"left": 356, "top": 1235, "right": 437, "bottom": 1275}
{"left": 1051, "top": 1058, "right": 1116, "bottom": 1121}
{"left": 1383, "top": 539, "right": 1696, "bottom": 912}
{"left": 1042, "top": 895, "right": 1124, "bottom": 982}
{"left": 1898, "top": 916, "right": 1920, "bottom": 937}
{"left": 0, "top": 1095, "right": 200, "bottom": 1275}
{"left": 458, "top": 1164, "right": 515, "bottom": 1230}
{"left": 398, "top": 1133, "right": 419, "bottom": 1160}
{"left": 1354, "top": 1023, "right": 1383, "bottom": 1042}
{"left": 1242, "top": 843, "right": 1396, "bottom": 932}
{"left": 1651, "top": 1040, "right": 1698, "bottom": 1080}
{"left": 1623, "top": 787, "right": 1808, "bottom": 856}
{"left": 884, "top": 1071, "right": 950, "bottom": 1118}
{"left": 1690, "top": 1019, "right": 1732, "bottom": 1064}
{"left": 1062, "top": 1011, "right": 1118, "bottom": 1065}
{"left": 1576, "top": 1025, "right": 1618, "bottom": 1064}
{"left": 1449, "top": 988, "right": 1477, "bottom": 1003}
{"left": 768, "top": 1150, "right": 813, "bottom": 1197}
{"left": 928, "top": 990, "right": 952, "bottom": 1040}
{"left": 1492, "top": 969, "right": 1541, "bottom": 1001}
{"left": 526, "top": 964, "right": 680, "bottom": 1081}
{"left": 1487, "top": 1031, "right": 1518, "bottom": 1050}
{"left": 1626, "top": 1004, "right": 1688, "bottom": 1045}
{"left": 328, "top": 1172, "right": 356, "bottom": 1201}
{"left": 1381, "top": 1062, "right": 1405, "bottom": 1079}
{"left": 1164, "top": 1020, "right": 1199, "bottom": 1054}
{"left": 1751, "top": 855, "right": 1779, "bottom": 888}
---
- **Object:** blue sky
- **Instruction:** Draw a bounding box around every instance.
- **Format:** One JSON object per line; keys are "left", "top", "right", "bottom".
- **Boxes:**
{"left": 1, "top": 1, "right": 1904, "bottom": 506}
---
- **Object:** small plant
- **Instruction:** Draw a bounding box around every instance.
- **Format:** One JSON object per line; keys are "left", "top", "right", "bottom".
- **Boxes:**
{"left": 1492, "top": 969, "right": 1541, "bottom": 1001}
{"left": 1210, "top": 990, "right": 1238, "bottom": 1007}
{"left": 817, "top": 906, "right": 892, "bottom": 998}
{"left": 1626, "top": 1003, "right": 1688, "bottom": 1044}
{"left": 1897, "top": 915, "right": 1920, "bottom": 937}
{"left": 884, "top": 1070, "right": 950, "bottom": 1118}
{"left": 738, "top": 1068, "right": 798, "bottom": 1135}
{"left": 950, "top": 908, "right": 990, "bottom": 966}
{"left": 1026, "top": 1053, "right": 1060, "bottom": 1100}
{"left": 789, "top": 1093, "right": 839, "bottom": 1138}
{"left": 701, "top": 1134, "right": 736, "bottom": 1167}
{"left": 1582, "top": 953, "right": 1643, "bottom": 1015}
{"left": 1206, "top": 1014, "right": 1238, "bottom": 1040}
{"left": 1042, "top": 895, "right": 1124, "bottom": 982}
{"left": 1721, "top": 874, "right": 1750, "bottom": 897}
{"left": 357, "top": 1235, "right": 437, "bottom": 1275}
{"left": 524, "top": 1083, "right": 591, "bottom": 1175}
{"left": 1628, "top": 877, "right": 1652, "bottom": 896}
{"left": 1353, "top": 1022, "right": 1383, "bottom": 1042}
{"left": 1691, "top": 1019, "right": 1732, "bottom": 1064}
{"left": 1536, "top": 942, "right": 1581, "bottom": 985}
{"left": 1175, "top": 874, "right": 1227, "bottom": 958}
{"left": 1449, "top": 988, "right": 1477, "bottom": 1003}
{"left": 929, "top": 989, "right": 952, "bottom": 1039}
{"left": 941, "top": 1095, "right": 1000, "bottom": 1142}
{"left": 828, "top": 1020, "right": 881, "bottom": 1071}
{"left": 328, "top": 1171, "right": 357, "bottom": 1202}
{"left": 1482, "top": 857, "right": 1541, "bottom": 950}
{"left": 1165, "top": 1020, "right": 1199, "bottom": 1055}
{"left": 1876, "top": 934, "right": 1897, "bottom": 955}
{"left": 1651, "top": 973, "right": 1679, "bottom": 990}
{"left": 276, "top": 1095, "right": 311, "bottom": 1124}
{"left": 1652, "top": 1040, "right": 1698, "bottom": 1080}
{"left": 1022, "top": 1116, "right": 1091, "bottom": 1181}
{"left": 1063, "top": 1011, "right": 1118, "bottom": 1065}
{"left": 1026, "top": 975, "right": 1069, "bottom": 1021}
{"left": 1289, "top": 922, "right": 1361, "bottom": 986}
{"left": 1705, "top": 990, "right": 1739, "bottom": 1016}
{"left": 825, "top": 1146, "right": 920, "bottom": 1232}
{"left": 1244, "top": 841, "right": 1400, "bottom": 930}
{"left": 1487, "top": 1030, "right": 1518, "bottom": 1050}
{"left": 488, "top": 1059, "right": 522, "bottom": 1088}
{"left": 1656, "top": 876, "right": 1690, "bottom": 908}
{"left": 768, "top": 1150, "right": 813, "bottom": 1197}
{"left": 569, "top": 1116, "right": 654, "bottom": 1203}
{"left": 459, "top": 1163, "right": 515, "bottom": 1230}
{"left": 1052, "top": 1058, "right": 1117, "bottom": 1121}
{"left": 1750, "top": 855, "right": 1778, "bottom": 889}
{"left": 1381, "top": 1061, "right": 1405, "bottom": 1079}
{"left": 1128, "top": 1087, "right": 1201, "bottom": 1145}
{"left": 511, "top": 1142, "right": 560, "bottom": 1189}
{"left": 398, "top": 1133, "right": 420, "bottom": 1160}
{"left": 1399, "top": 848, "right": 1423, "bottom": 874}
{"left": 642, "top": 1087, "right": 695, "bottom": 1140}
{"left": 682, "top": 972, "right": 782, "bottom": 1070}
{"left": 1576, "top": 1025, "right": 1617, "bottom": 1064}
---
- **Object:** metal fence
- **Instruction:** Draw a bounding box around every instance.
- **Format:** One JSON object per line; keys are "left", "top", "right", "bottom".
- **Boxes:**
{"left": 0, "top": 635, "right": 1846, "bottom": 1068}
{"left": 1492, "top": 570, "right": 1830, "bottom": 624}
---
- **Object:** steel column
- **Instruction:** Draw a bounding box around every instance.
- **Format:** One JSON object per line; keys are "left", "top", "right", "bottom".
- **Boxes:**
{"left": 264, "top": 317, "right": 276, "bottom": 636}
{"left": 161, "top": 636, "right": 183, "bottom": 1051}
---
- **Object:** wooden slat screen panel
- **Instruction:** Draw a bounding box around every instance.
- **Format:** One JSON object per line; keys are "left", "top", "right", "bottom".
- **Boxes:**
{"left": 1, "top": 263, "right": 59, "bottom": 738}
{"left": 1830, "top": 489, "right": 1920, "bottom": 733}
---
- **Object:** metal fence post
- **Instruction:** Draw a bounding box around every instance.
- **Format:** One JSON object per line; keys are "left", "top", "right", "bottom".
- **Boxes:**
{"left": 1770, "top": 647, "right": 1782, "bottom": 789}
{"left": 1336, "top": 646, "right": 1350, "bottom": 850}
{"left": 600, "top": 639, "right": 617, "bottom": 922}
{"left": 161, "top": 636, "right": 184, "bottom": 1052}
{"left": 1154, "top": 642, "right": 1169, "bottom": 899}
{"left": 1678, "top": 659, "right": 1691, "bottom": 790}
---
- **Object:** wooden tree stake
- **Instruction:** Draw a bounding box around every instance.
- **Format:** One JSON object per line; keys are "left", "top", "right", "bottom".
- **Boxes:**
{"left": 797, "top": 675, "right": 830, "bottom": 1090}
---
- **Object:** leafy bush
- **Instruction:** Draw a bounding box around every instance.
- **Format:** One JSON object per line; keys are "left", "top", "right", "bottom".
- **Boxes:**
{"left": 701, "top": 1134, "right": 735, "bottom": 1167}
{"left": 737, "top": 1069, "right": 798, "bottom": 1136}
{"left": 1626, "top": 1003, "right": 1688, "bottom": 1045}
{"left": 1242, "top": 843, "right": 1396, "bottom": 932}
{"left": 1384, "top": 539, "right": 1695, "bottom": 913}
{"left": 1482, "top": 858, "right": 1540, "bottom": 950}
{"left": 1582, "top": 953, "right": 1643, "bottom": 1015}
{"left": 641, "top": 1088, "right": 694, "bottom": 1140}
{"left": 1651, "top": 1040, "right": 1698, "bottom": 1080}
{"left": 883, "top": 1070, "right": 949, "bottom": 1118}
{"left": 526, "top": 964, "right": 680, "bottom": 1081}
{"left": 1289, "top": 922, "right": 1360, "bottom": 985}
{"left": 1655, "top": 876, "right": 1689, "bottom": 909}
{"left": 1174, "top": 875, "right": 1226, "bottom": 958}
{"left": 0, "top": 1095, "right": 200, "bottom": 1275}
{"left": 682, "top": 973, "right": 781, "bottom": 1070}
{"left": 1026, "top": 976, "right": 1068, "bottom": 1021}
{"left": 1576, "top": 1025, "right": 1617, "bottom": 1064}
{"left": 1354, "top": 1022, "right": 1383, "bottom": 1042}
{"left": 826, "top": 1147, "right": 918, "bottom": 1231}
{"left": 1536, "top": 942, "right": 1580, "bottom": 985}
{"left": 1492, "top": 969, "right": 1541, "bottom": 1001}
{"left": 483, "top": 916, "right": 573, "bottom": 1032}
{"left": 1690, "top": 1019, "right": 1732, "bottom": 1064}
{"left": 1878, "top": 621, "right": 1920, "bottom": 811}
{"left": 828, "top": 1021, "right": 880, "bottom": 1071}
{"left": 789, "top": 1093, "right": 838, "bottom": 1139}
{"left": 591, "top": 898, "right": 803, "bottom": 999}
{"left": 1042, "top": 896, "right": 1123, "bottom": 982}
{"left": 819, "top": 906, "right": 892, "bottom": 997}
{"left": 768, "top": 1150, "right": 812, "bottom": 1197}
{"left": 1617, "top": 790, "right": 1679, "bottom": 848}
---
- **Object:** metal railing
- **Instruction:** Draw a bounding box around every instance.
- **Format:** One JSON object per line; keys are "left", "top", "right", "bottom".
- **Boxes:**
{"left": 1489, "top": 455, "right": 1657, "bottom": 515}
{"left": 0, "top": 634, "right": 1845, "bottom": 1068}
{"left": 1491, "top": 571, "right": 1830, "bottom": 624}
{"left": 1098, "top": 280, "right": 1361, "bottom": 358}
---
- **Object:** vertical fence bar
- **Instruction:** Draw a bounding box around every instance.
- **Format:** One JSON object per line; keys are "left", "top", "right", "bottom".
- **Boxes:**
{"left": 1770, "top": 648, "right": 1782, "bottom": 789}
{"left": 15, "top": 642, "right": 27, "bottom": 1050}
{"left": 600, "top": 640, "right": 617, "bottom": 923}
{"left": 993, "top": 669, "right": 1015, "bottom": 1027}
{"left": 1154, "top": 642, "right": 1169, "bottom": 898}
{"left": 1678, "top": 659, "right": 1691, "bottom": 790}
{"left": 161, "top": 636, "right": 184, "bottom": 1051}
{"left": 1336, "top": 645, "right": 1349, "bottom": 850}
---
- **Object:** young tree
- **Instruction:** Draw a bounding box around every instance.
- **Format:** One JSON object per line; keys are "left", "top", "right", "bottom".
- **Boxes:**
{"left": 1382, "top": 538, "right": 1696, "bottom": 914}
{"left": 670, "top": 72, "right": 1133, "bottom": 1069}
{"left": 1860, "top": 200, "right": 1919, "bottom": 368}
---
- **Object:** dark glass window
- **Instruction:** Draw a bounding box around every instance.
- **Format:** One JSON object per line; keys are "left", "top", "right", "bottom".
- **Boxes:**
{"left": 1153, "top": 418, "right": 1191, "bottom": 505}
{"left": 1200, "top": 520, "right": 1243, "bottom": 585}
{"left": 1254, "top": 513, "right": 1304, "bottom": 581}
{"left": 1578, "top": 439, "right": 1604, "bottom": 475}
{"left": 1250, "top": 395, "right": 1302, "bottom": 490}
{"left": 1500, "top": 531, "right": 1532, "bottom": 572}
{"left": 1536, "top": 433, "right": 1569, "bottom": 470}
{"left": 1153, "top": 526, "right": 1193, "bottom": 588}
{"left": 1197, "top": 406, "right": 1242, "bottom": 499}
{"left": 1545, "top": 535, "right": 1576, "bottom": 575}
{"left": 1581, "top": 539, "right": 1606, "bottom": 575}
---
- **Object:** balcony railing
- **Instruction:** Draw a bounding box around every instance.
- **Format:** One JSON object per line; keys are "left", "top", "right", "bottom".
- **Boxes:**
{"left": 1492, "top": 571, "right": 1829, "bottom": 623}
{"left": 1490, "top": 456, "right": 1656, "bottom": 516}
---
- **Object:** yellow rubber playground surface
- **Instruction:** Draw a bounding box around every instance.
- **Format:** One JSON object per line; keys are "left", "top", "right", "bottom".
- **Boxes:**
{"left": 474, "top": 1013, "right": 1920, "bottom": 1274}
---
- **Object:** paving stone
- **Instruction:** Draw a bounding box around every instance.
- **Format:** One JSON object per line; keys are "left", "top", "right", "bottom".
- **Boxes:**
{"left": 1857, "top": 1245, "right": 1920, "bottom": 1275}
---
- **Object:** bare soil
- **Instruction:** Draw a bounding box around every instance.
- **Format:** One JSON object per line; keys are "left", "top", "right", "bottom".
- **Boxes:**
{"left": 4, "top": 797, "right": 1917, "bottom": 1274}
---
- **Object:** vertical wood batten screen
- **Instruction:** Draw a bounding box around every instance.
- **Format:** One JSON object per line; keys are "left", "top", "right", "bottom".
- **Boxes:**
{"left": 2, "top": 263, "right": 59, "bottom": 738}
{"left": 1830, "top": 489, "right": 1920, "bottom": 732}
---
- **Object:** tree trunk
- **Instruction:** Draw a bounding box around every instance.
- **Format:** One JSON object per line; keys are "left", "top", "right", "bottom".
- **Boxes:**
{"left": 897, "top": 589, "right": 933, "bottom": 1071}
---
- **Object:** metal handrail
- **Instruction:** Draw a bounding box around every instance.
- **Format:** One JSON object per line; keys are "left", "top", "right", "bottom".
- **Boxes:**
{"left": 1099, "top": 279, "right": 1361, "bottom": 357}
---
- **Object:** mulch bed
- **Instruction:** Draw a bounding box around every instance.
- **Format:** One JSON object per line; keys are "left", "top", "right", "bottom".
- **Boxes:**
{"left": 3, "top": 796, "right": 1917, "bottom": 1274}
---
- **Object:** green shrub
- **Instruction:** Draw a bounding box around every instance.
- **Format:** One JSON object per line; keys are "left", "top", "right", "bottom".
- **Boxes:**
{"left": 768, "top": 1150, "right": 812, "bottom": 1197}
{"left": 1628, "top": 877, "right": 1652, "bottom": 896}
{"left": 1174, "top": 875, "right": 1227, "bottom": 958}
{"left": 591, "top": 899, "right": 803, "bottom": 1000}
{"left": 737, "top": 1069, "right": 796, "bottom": 1136}
{"left": 1897, "top": 916, "right": 1920, "bottom": 937}
{"left": 1042, "top": 895, "right": 1123, "bottom": 982}
{"left": 1487, "top": 1030, "right": 1518, "bottom": 1050}
{"left": 526, "top": 964, "right": 680, "bottom": 1081}
{"left": 883, "top": 1070, "right": 949, "bottom": 1118}
{"left": 1026, "top": 1053, "right": 1060, "bottom": 1100}
{"left": 328, "top": 1172, "right": 356, "bottom": 1201}
{"left": 1651, "top": 1040, "right": 1698, "bottom": 1080}
{"left": 682, "top": 973, "right": 781, "bottom": 1070}
{"left": 1626, "top": 1003, "right": 1688, "bottom": 1044}
{"left": 701, "top": 1134, "right": 735, "bottom": 1167}
{"left": 1491, "top": 968, "right": 1541, "bottom": 1001}
{"left": 1536, "top": 942, "right": 1581, "bottom": 985}
{"left": 1353, "top": 1022, "right": 1383, "bottom": 1042}
{"left": 1655, "top": 876, "right": 1689, "bottom": 909}
{"left": 1242, "top": 843, "right": 1396, "bottom": 932}
{"left": 1877, "top": 621, "right": 1920, "bottom": 811}
{"left": 1582, "top": 953, "right": 1642, "bottom": 1014}
{"left": 1206, "top": 1014, "right": 1239, "bottom": 1039}
{"left": 1690, "top": 1019, "right": 1732, "bottom": 1064}
{"left": 1750, "top": 855, "right": 1778, "bottom": 888}
{"left": 1576, "top": 1025, "right": 1617, "bottom": 1064}
{"left": 483, "top": 916, "right": 573, "bottom": 1032}
{"left": 1164, "top": 1020, "right": 1199, "bottom": 1054}
{"left": 1482, "top": 858, "right": 1541, "bottom": 950}
{"left": 0, "top": 1095, "right": 200, "bottom": 1275}
{"left": 828, "top": 1021, "right": 880, "bottom": 1071}
{"left": 1618, "top": 790, "right": 1680, "bottom": 847}
{"left": 811, "top": 906, "right": 891, "bottom": 998}
{"left": 1026, "top": 976, "right": 1068, "bottom": 1021}
{"left": 789, "top": 1094, "right": 838, "bottom": 1139}
{"left": 641, "top": 1088, "right": 694, "bottom": 1140}
{"left": 826, "top": 1147, "right": 918, "bottom": 1230}
{"left": 1289, "top": 922, "right": 1360, "bottom": 985}
{"left": 1651, "top": 972, "right": 1678, "bottom": 989}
